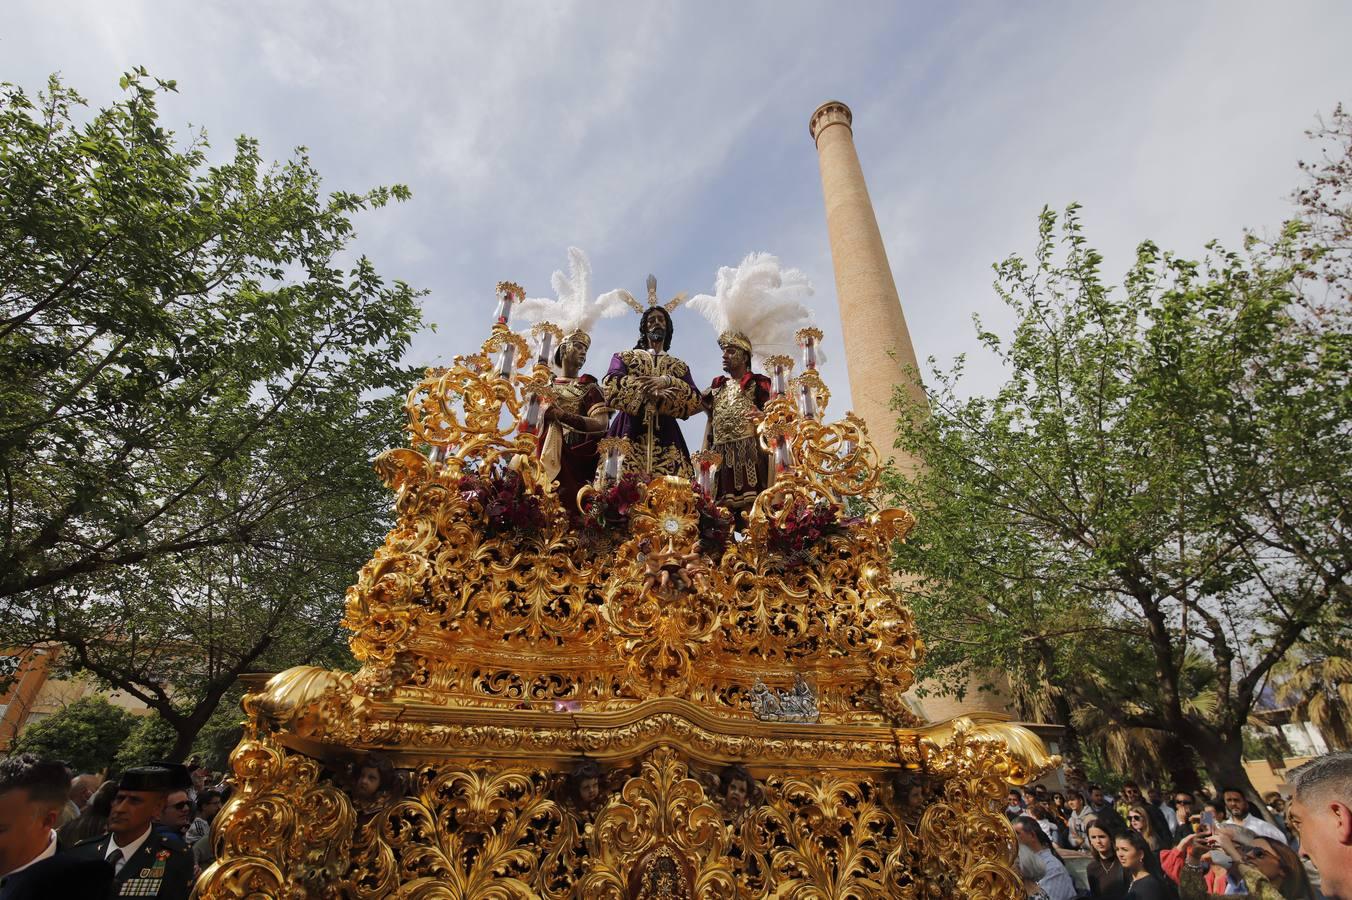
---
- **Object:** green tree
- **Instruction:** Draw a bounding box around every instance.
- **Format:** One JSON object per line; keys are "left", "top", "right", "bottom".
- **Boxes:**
{"left": 10, "top": 695, "right": 137, "bottom": 773}
{"left": 891, "top": 111, "right": 1351, "bottom": 798}
{"left": 0, "top": 71, "right": 423, "bottom": 761}
{"left": 113, "top": 713, "right": 177, "bottom": 772}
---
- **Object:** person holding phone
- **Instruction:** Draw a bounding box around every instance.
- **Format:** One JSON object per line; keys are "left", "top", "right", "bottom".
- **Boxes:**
{"left": 1170, "top": 792, "right": 1198, "bottom": 846}
{"left": 1176, "top": 826, "right": 1284, "bottom": 899}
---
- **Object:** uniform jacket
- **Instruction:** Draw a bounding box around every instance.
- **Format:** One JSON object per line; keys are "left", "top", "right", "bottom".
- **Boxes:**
{"left": 66, "top": 829, "right": 193, "bottom": 900}
{"left": 0, "top": 854, "right": 114, "bottom": 900}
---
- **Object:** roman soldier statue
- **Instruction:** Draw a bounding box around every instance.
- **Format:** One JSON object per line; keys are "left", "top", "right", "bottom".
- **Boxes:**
{"left": 689, "top": 252, "right": 817, "bottom": 513}
{"left": 514, "top": 248, "right": 629, "bottom": 512}
{"left": 603, "top": 276, "right": 702, "bottom": 478}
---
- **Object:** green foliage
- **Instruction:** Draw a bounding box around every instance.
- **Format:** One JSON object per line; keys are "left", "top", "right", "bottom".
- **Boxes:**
{"left": 0, "top": 70, "right": 425, "bottom": 759}
{"left": 188, "top": 688, "right": 246, "bottom": 771}
{"left": 891, "top": 109, "right": 1352, "bottom": 790}
{"left": 10, "top": 695, "right": 136, "bottom": 773}
{"left": 114, "top": 713, "right": 177, "bottom": 772}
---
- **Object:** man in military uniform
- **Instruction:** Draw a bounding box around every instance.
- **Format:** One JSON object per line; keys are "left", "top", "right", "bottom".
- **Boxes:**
{"left": 66, "top": 766, "right": 193, "bottom": 899}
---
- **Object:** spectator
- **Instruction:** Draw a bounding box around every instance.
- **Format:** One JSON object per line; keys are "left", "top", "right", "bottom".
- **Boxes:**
{"left": 1127, "top": 803, "right": 1167, "bottom": 857}
{"left": 184, "top": 789, "right": 221, "bottom": 846}
{"left": 187, "top": 767, "right": 209, "bottom": 805}
{"left": 1007, "top": 788, "right": 1027, "bottom": 820}
{"left": 1175, "top": 826, "right": 1284, "bottom": 899}
{"left": 1261, "top": 792, "right": 1291, "bottom": 840}
{"left": 1170, "top": 791, "right": 1198, "bottom": 847}
{"left": 1014, "top": 815, "right": 1078, "bottom": 900}
{"left": 1256, "top": 837, "right": 1315, "bottom": 900}
{"left": 1201, "top": 797, "right": 1225, "bottom": 829}
{"left": 1017, "top": 842, "right": 1050, "bottom": 897}
{"left": 1089, "top": 784, "right": 1115, "bottom": 817}
{"left": 62, "top": 765, "right": 193, "bottom": 899}
{"left": 0, "top": 755, "right": 71, "bottom": 881}
{"left": 1114, "top": 829, "right": 1178, "bottom": 899}
{"left": 1065, "top": 791, "right": 1092, "bottom": 851}
{"left": 1030, "top": 803, "right": 1064, "bottom": 848}
{"left": 1046, "top": 797, "right": 1073, "bottom": 849}
{"left": 1287, "top": 750, "right": 1352, "bottom": 900}
{"left": 57, "top": 780, "right": 118, "bottom": 848}
{"left": 1222, "top": 786, "right": 1288, "bottom": 845}
{"left": 1119, "top": 782, "right": 1144, "bottom": 816}
{"left": 1085, "top": 820, "right": 1128, "bottom": 899}
{"left": 188, "top": 789, "right": 226, "bottom": 875}
{"left": 1149, "top": 785, "right": 1178, "bottom": 832}
{"left": 155, "top": 789, "right": 193, "bottom": 842}
{"left": 60, "top": 774, "right": 101, "bottom": 827}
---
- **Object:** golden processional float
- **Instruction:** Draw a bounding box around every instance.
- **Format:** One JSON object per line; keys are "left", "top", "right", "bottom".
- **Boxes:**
{"left": 196, "top": 283, "right": 1057, "bottom": 899}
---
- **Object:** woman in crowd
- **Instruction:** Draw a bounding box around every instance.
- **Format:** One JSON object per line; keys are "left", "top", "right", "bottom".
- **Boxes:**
{"left": 1175, "top": 828, "right": 1286, "bottom": 899}
{"left": 1127, "top": 803, "right": 1167, "bottom": 857}
{"left": 1085, "top": 820, "right": 1128, "bottom": 899}
{"left": 1115, "top": 830, "right": 1179, "bottom": 899}
{"left": 1014, "top": 815, "right": 1079, "bottom": 900}
{"left": 1259, "top": 838, "right": 1314, "bottom": 899}
{"left": 1030, "top": 802, "right": 1064, "bottom": 848}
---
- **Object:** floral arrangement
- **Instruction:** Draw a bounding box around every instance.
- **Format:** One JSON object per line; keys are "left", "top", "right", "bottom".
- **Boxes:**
{"left": 695, "top": 490, "right": 733, "bottom": 557}
{"left": 580, "top": 472, "right": 646, "bottom": 532}
{"left": 458, "top": 465, "right": 547, "bottom": 536}
{"left": 766, "top": 499, "right": 841, "bottom": 566}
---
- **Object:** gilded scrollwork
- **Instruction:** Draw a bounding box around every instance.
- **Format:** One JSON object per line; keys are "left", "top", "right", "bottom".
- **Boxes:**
{"left": 200, "top": 318, "right": 1059, "bottom": 898}
{"left": 580, "top": 747, "right": 737, "bottom": 899}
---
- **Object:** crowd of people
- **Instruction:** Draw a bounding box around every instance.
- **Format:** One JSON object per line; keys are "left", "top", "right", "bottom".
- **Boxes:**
{"left": 0, "top": 754, "right": 227, "bottom": 899}
{"left": 1008, "top": 753, "right": 1352, "bottom": 899}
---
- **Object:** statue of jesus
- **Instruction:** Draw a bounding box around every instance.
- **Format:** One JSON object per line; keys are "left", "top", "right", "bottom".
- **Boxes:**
{"left": 603, "top": 277, "right": 702, "bottom": 478}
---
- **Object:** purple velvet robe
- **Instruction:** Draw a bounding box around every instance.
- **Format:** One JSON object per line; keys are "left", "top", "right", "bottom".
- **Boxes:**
{"left": 603, "top": 348, "right": 702, "bottom": 478}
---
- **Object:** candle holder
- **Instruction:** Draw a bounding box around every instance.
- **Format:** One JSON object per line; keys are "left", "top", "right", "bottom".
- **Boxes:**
{"left": 493, "top": 281, "right": 525, "bottom": 329}
{"left": 764, "top": 354, "right": 795, "bottom": 399}
{"left": 484, "top": 331, "right": 529, "bottom": 379}
{"left": 795, "top": 376, "right": 819, "bottom": 420}
{"left": 796, "top": 327, "right": 823, "bottom": 372}
{"left": 793, "top": 370, "right": 828, "bottom": 420}
{"left": 531, "top": 322, "right": 563, "bottom": 368}
{"left": 516, "top": 373, "right": 554, "bottom": 436}
{"left": 691, "top": 450, "right": 722, "bottom": 496}
{"left": 596, "top": 437, "right": 632, "bottom": 485}
{"left": 764, "top": 422, "right": 796, "bottom": 474}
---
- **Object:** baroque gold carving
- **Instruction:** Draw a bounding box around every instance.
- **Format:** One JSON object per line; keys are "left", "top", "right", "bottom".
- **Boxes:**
{"left": 580, "top": 747, "right": 737, "bottom": 899}
{"left": 199, "top": 318, "right": 1059, "bottom": 898}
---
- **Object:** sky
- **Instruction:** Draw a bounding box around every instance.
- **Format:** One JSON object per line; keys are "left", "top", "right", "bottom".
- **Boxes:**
{"left": 5, "top": 2, "right": 1351, "bottom": 448}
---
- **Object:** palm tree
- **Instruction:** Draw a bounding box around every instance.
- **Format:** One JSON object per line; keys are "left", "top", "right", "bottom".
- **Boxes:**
{"left": 1069, "top": 647, "right": 1216, "bottom": 786}
{"left": 1274, "top": 646, "right": 1352, "bottom": 751}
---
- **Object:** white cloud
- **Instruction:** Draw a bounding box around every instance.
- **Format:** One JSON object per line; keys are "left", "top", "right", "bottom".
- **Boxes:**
{"left": 4, "top": 0, "right": 1350, "bottom": 429}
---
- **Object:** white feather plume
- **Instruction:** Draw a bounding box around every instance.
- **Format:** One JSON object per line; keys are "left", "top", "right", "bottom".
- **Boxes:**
{"left": 688, "top": 252, "right": 819, "bottom": 363}
{"left": 515, "top": 247, "right": 631, "bottom": 335}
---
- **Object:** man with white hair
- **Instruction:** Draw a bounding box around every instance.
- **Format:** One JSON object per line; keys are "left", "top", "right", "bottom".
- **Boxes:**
{"left": 1287, "top": 751, "right": 1352, "bottom": 900}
